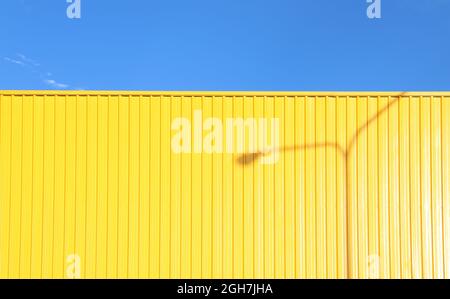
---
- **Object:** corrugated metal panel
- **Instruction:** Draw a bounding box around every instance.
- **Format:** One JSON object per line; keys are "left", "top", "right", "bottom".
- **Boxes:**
{"left": 0, "top": 91, "right": 449, "bottom": 279}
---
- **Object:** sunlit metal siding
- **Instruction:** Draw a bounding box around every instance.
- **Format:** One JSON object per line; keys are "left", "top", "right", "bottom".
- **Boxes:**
{"left": 0, "top": 91, "right": 449, "bottom": 278}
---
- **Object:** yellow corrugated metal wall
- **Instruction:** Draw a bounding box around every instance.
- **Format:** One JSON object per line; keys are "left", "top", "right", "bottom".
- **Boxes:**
{"left": 0, "top": 91, "right": 449, "bottom": 279}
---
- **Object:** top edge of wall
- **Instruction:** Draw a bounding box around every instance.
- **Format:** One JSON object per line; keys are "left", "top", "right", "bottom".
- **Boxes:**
{"left": 1, "top": 90, "right": 450, "bottom": 97}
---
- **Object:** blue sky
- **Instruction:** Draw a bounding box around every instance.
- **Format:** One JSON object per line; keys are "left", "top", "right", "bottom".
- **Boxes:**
{"left": 1, "top": 0, "right": 449, "bottom": 91}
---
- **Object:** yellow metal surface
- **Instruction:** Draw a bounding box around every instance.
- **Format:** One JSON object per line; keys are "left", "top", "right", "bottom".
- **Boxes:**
{"left": 0, "top": 91, "right": 449, "bottom": 278}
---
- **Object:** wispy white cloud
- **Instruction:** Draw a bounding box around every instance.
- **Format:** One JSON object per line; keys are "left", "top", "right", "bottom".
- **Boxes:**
{"left": 4, "top": 57, "right": 26, "bottom": 66}
{"left": 16, "top": 53, "right": 40, "bottom": 67}
{"left": 43, "top": 79, "right": 69, "bottom": 89}
{"left": 3, "top": 53, "right": 75, "bottom": 89}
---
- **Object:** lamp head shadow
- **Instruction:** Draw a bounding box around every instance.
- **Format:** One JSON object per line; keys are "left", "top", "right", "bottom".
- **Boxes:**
{"left": 236, "top": 152, "right": 265, "bottom": 165}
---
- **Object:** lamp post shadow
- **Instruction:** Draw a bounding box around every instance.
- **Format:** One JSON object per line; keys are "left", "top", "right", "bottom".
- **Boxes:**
{"left": 237, "top": 93, "right": 405, "bottom": 278}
